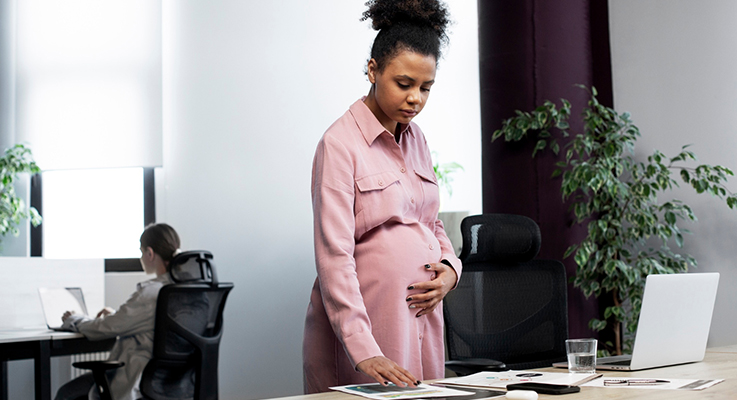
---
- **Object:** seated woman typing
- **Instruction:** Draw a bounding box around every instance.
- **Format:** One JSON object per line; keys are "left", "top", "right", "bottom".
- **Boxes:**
{"left": 55, "top": 223, "right": 181, "bottom": 400}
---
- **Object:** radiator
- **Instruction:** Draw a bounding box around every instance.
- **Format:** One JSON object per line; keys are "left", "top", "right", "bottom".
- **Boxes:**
{"left": 70, "top": 352, "right": 110, "bottom": 379}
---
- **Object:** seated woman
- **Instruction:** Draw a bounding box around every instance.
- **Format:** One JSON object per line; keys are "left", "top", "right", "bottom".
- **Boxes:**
{"left": 55, "top": 223, "right": 181, "bottom": 400}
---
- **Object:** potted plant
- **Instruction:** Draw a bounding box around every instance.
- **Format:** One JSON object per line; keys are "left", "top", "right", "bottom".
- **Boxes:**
{"left": 492, "top": 86, "right": 736, "bottom": 355}
{"left": 0, "top": 144, "right": 42, "bottom": 249}
{"left": 433, "top": 152, "right": 466, "bottom": 256}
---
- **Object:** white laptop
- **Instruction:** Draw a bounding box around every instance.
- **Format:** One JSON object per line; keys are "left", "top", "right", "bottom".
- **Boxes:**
{"left": 554, "top": 272, "right": 720, "bottom": 371}
{"left": 38, "top": 287, "right": 89, "bottom": 331}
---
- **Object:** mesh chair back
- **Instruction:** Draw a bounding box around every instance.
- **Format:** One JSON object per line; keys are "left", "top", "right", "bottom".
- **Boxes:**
{"left": 169, "top": 251, "right": 218, "bottom": 283}
{"left": 458, "top": 214, "right": 541, "bottom": 267}
{"left": 444, "top": 214, "right": 568, "bottom": 370}
{"left": 140, "top": 251, "right": 234, "bottom": 400}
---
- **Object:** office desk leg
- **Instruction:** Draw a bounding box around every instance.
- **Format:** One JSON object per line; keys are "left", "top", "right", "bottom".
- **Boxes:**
{"left": 34, "top": 341, "right": 51, "bottom": 400}
{"left": 1, "top": 361, "right": 7, "bottom": 400}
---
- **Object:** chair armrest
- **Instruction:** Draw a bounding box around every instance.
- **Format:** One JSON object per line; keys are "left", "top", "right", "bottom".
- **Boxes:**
{"left": 445, "top": 358, "right": 508, "bottom": 376}
{"left": 73, "top": 360, "right": 125, "bottom": 372}
{"left": 73, "top": 361, "right": 124, "bottom": 400}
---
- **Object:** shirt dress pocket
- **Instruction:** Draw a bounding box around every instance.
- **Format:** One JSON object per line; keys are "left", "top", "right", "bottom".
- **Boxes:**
{"left": 354, "top": 171, "right": 408, "bottom": 237}
{"left": 414, "top": 169, "right": 440, "bottom": 223}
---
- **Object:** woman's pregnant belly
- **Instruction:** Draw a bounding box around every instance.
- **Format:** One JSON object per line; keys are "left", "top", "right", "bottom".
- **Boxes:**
{"left": 353, "top": 221, "right": 441, "bottom": 315}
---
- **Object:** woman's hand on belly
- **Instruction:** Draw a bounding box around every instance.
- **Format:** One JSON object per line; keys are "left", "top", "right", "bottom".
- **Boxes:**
{"left": 356, "top": 356, "right": 420, "bottom": 388}
{"left": 405, "top": 263, "right": 458, "bottom": 318}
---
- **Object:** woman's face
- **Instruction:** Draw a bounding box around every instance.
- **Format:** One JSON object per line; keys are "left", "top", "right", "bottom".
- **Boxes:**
{"left": 366, "top": 50, "right": 437, "bottom": 133}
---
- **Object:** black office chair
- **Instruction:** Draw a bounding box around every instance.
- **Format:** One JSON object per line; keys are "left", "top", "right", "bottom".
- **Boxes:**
{"left": 74, "top": 251, "right": 234, "bottom": 400}
{"left": 443, "top": 214, "right": 569, "bottom": 375}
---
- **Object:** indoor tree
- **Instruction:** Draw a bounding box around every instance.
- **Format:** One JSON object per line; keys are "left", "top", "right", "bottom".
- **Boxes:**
{"left": 492, "top": 86, "right": 736, "bottom": 355}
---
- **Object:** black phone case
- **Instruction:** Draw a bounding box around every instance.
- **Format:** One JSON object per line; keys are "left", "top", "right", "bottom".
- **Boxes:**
{"left": 506, "top": 382, "right": 581, "bottom": 395}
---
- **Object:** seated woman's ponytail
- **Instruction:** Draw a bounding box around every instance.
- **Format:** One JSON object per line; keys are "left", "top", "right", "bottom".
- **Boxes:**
{"left": 140, "top": 223, "right": 181, "bottom": 266}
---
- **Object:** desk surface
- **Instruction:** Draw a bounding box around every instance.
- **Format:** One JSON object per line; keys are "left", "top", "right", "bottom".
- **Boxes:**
{"left": 274, "top": 345, "right": 737, "bottom": 400}
{"left": 0, "top": 328, "right": 83, "bottom": 344}
{"left": 0, "top": 328, "right": 115, "bottom": 400}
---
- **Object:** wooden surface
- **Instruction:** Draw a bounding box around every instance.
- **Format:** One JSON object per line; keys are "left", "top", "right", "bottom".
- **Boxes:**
{"left": 273, "top": 345, "right": 737, "bottom": 400}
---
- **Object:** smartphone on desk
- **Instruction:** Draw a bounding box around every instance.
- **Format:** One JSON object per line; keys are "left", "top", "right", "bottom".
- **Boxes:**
{"left": 505, "top": 382, "right": 580, "bottom": 395}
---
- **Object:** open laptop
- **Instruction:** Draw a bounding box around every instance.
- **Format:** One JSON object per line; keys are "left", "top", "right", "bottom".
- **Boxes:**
{"left": 38, "top": 287, "right": 89, "bottom": 331}
{"left": 554, "top": 272, "right": 720, "bottom": 371}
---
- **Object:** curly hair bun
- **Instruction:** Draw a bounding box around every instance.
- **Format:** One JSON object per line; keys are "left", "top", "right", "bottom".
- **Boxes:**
{"left": 362, "top": 0, "right": 450, "bottom": 40}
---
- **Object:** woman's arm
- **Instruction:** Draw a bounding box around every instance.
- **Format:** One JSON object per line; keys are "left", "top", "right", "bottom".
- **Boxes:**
{"left": 405, "top": 131, "right": 463, "bottom": 316}
{"left": 313, "top": 136, "right": 418, "bottom": 387}
{"left": 312, "top": 136, "right": 383, "bottom": 365}
{"left": 433, "top": 218, "right": 462, "bottom": 286}
{"left": 66, "top": 281, "right": 162, "bottom": 340}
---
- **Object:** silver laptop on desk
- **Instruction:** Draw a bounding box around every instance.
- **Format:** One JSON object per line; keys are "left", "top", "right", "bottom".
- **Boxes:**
{"left": 38, "top": 287, "right": 89, "bottom": 331}
{"left": 554, "top": 272, "right": 720, "bottom": 371}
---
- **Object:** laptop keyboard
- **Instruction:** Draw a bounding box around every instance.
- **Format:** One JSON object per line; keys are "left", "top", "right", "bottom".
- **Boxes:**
{"left": 602, "top": 360, "right": 632, "bottom": 366}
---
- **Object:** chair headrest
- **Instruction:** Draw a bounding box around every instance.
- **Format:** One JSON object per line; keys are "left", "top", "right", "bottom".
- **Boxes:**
{"left": 459, "top": 214, "right": 541, "bottom": 264}
{"left": 169, "top": 250, "right": 218, "bottom": 284}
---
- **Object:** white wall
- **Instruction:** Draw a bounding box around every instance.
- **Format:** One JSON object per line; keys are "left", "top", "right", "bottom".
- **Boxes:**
{"left": 162, "top": 1, "right": 480, "bottom": 399}
{"left": 609, "top": 0, "right": 737, "bottom": 347}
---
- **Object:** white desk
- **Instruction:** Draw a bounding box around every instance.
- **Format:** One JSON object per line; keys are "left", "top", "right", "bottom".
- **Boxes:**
{"left": 0, "top": 329, "right": 114, "bottom": 400}
{"left": 0, "top": 257, "right": 107, "bottom": 400}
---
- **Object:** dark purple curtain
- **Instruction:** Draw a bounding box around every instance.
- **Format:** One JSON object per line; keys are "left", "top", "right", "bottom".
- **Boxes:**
{"left": 479, "top": 0, "right": 614, "bottom": 340}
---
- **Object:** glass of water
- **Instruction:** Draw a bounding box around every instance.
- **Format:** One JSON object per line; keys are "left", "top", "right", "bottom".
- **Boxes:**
{"left": 565, "top": 338, "right": 597, "bottom": 373}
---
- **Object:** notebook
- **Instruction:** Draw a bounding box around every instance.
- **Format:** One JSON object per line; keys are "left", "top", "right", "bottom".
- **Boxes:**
{"left": 554, "top": 272, "right": 720, "bottom": 371}
{"left": 38, "top": 287, "right": 89, "bottom": 331}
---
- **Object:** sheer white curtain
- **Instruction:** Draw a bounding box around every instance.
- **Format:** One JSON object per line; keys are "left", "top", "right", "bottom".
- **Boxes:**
{"left": 15, "top": 0, "right": 162, "bottom": 170}
{"left": 12, "top": 0, "right": 162, "bottom": 258}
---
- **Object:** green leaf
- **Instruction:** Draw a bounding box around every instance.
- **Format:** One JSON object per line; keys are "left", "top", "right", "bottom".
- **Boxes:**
{"left": 550, "top": 140, "right": 560, "bottom": 155}
{"left": 665, "top": 211, "right": 676, "bottom": 225}
{"left": 532, "top": 139, "right": 547, "bottom": 157}
{"left": 574, "top": 248, "right": 588, "bottom": 267}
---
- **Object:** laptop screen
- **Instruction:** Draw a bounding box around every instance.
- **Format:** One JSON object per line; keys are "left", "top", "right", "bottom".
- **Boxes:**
{"left": 629, "top": 272, "right": 719, "bottom": 370}
{"left": 38, "top": 287, "right": 88, "bottom": 330}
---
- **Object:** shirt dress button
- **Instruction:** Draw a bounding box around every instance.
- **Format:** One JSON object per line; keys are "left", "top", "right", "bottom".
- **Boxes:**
{"left": 400, "top": 167, "right": 406, "bottom": 173}
{"left": 378, "top": 180, "right": 384, "bottom": 186}
{"left": 410, "top": 197, "right": 415, "bottom": 203}
{"left": 429, "top": 244, "right": 434, "bottom": 250}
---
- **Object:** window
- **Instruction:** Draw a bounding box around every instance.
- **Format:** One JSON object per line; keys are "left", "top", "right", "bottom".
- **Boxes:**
{"left": 32, "top": 168, "right": 155, "bottom": 259}
{"left": 14, "top": 1, "right": 163, "bottom": 261}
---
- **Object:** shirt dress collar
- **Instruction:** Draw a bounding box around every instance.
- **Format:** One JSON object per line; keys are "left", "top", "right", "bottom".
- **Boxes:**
{"left": 349, "top": 98, "right": 415, "bottom": 146}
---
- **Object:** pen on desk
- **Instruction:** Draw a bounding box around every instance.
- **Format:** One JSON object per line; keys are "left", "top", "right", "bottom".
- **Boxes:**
{"left": 604, "top": 379, "right": 670, "bottom": 386}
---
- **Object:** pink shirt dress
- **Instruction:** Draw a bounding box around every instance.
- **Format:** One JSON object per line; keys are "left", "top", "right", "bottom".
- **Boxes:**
{"left": 303, "top": 98, "right": 462, "bottom": 393}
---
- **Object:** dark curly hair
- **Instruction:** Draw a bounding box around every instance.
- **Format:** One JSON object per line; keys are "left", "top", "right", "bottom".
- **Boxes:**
{"left": 361, "top": 0, "right": 450, "bottom": 72}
